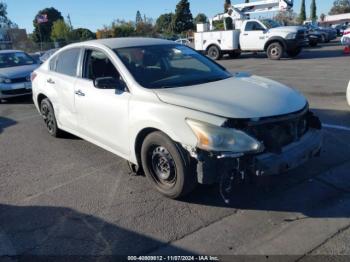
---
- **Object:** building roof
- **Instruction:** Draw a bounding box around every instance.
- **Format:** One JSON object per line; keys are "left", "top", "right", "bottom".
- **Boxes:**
{"left": 322, "top": 13, "right": 350, "bottom": 23}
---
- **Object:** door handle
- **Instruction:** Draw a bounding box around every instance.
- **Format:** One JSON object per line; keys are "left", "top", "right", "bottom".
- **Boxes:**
{"left": 47, "top": 78, "right": 55, "bottom": 84}
{"left": 75, "top": 90, "right": 85, "bottom": 97}
{"left": 243, "top": 33, "right": 248, "bottom": 36}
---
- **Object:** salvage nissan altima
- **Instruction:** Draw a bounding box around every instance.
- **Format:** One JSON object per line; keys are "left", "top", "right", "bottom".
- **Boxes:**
{"left": 32, "top": 38, "right": 322, "bottom": 199}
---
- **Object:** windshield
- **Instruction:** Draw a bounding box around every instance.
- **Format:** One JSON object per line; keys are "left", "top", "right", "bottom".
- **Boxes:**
{"left": 114, "top": 44, "right": 231, "bottom": 89}
{"left": 0, "top": 52, "right": 36, "bottom": 68}
{"left": 261, "top": 19, "right": 281, "bottom": 29}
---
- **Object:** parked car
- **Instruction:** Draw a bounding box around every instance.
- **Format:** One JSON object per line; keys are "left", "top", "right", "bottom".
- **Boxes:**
{"left": 32, "top": 38, "right": 323, "bottom": 198}
{"left": 39, "top": 48, "right": 60, "bottom": 63}
{"left": 304, "top": 24, "right": 335, "bottom": 43}
{"left": 341, "top": 28, "right": 350, "bottom": 46}
{"left": 307, "top": 31, "right": 322, "bottom": 47}
{"left": 0, "top": 50, "right": 40, "bottom": 101}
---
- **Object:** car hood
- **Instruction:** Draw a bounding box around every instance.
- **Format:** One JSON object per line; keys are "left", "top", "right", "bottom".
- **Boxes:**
{"left": 269, "top": 26, "right": 304, "bottom": 33}
{"left": 0, "top": 64, "right": 39, "bottom": 79}
{"left": 154, "top": 75, "right": 307, "bottom": 119}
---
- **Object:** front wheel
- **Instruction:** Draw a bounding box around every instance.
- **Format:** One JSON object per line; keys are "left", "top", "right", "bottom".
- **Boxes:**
{"left": 287, "top": 48, "right": 302, "bottom": 58}
{"left": 141, "top": 132, "right": 196, "bottom": 199}
{"left": 267, "top": 42, "right": 284, "bottom": 60}
{"left": 207, "top": 45, "right": 222, "bottom": 60}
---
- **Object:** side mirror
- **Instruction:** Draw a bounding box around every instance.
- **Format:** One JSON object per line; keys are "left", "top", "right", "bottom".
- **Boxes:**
{"left": 94, "top": 77, "right": 126, "bottom": 91}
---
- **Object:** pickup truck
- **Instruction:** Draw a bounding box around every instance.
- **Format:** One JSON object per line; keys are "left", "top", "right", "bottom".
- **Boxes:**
{"left": 195, "top": 19, "right": 308, "bottom": 60}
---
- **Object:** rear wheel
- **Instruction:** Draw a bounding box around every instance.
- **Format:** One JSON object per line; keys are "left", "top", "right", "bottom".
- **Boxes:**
{"left": 141, "top": 132, "right": 196, "bottom": 199}
{"left": 207, "top": 45, "right": 222, "bottom": 60}
{"left": 40, "top": 98, "right": 63, "bottom": 137}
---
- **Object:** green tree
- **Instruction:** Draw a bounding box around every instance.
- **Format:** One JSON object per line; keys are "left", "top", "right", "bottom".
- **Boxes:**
{"left": 51, "top": 19, "right": 71, "bottom": 42}
{"left": 245, "top": 0, "right": 250, "bottom": 3}
{"left": 112, "top": 20, "right": 135, "bottom": 37}
{"left": 0, "top": 2, "right": 17, "bottom": 27}
{"left": 310, "top": 0, "right": 317, "bottom": 21}
{"left": 71, "top": 28, "right": 96, "bottom": 41}
{"left": 32, "top": 7, "right": 63, "bottom": 43}
{"left": 224, "top": 0, "right": 231, "bottom": 13}
{"left": 172, "top": 0, "right": 194, "bottom": 34}
{"left": 329, "top": 0, "right": 350, "bottom": 15}
{"left": 275, "top": 10, "right": 298, "bottom": 25}
{"left": 136, "top": 10, "right": 142, "bottom": 25}
{"left": 194, "top": 13, "right": 208, "bottom": 24}
{"left": 298, "top": 0, "right": 307, "bottom": 24}
{"left": 156, "top": 13, "right": 174, "bottom": 33}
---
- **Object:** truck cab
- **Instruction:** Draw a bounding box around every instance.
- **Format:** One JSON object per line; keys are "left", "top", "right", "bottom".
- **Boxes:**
{"left": 240, "top": 19, "right": 308, "bottom": 59}
{"left": 194, "top": 19, "right": 308, "bottom": 60}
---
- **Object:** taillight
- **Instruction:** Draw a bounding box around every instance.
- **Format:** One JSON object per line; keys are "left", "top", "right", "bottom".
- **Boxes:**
{"left": 31, "top": 72, "right": 37, "bottom": 82}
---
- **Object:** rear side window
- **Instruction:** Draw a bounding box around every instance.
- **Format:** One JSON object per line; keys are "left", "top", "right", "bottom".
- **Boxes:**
{"left": 55, "top": 48, "right": 81, "bottom": 77}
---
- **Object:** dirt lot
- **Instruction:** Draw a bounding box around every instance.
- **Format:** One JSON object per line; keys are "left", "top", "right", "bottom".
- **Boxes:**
{"left": 0, "top": 42, "right": 350, "bottom": 261}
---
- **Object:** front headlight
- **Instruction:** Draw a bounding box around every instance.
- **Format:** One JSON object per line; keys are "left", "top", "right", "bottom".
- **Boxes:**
{"left": 186, "top": 119, "right": 263, "bottom": 153}
{"left": 286, "top": 33, "right": 297, "bottom": 39}
{"left": 0, "top": 77, "right": 11, "bottom": 84}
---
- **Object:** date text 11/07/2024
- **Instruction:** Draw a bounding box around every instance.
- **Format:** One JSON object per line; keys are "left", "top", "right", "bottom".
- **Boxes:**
{"left": 127, "top": 255, "right": 220, "bottom": 261}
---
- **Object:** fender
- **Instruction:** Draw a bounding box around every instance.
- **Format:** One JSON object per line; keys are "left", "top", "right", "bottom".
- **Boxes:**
{"left": 264, "top": 36, "right": 287, "bottom": 51}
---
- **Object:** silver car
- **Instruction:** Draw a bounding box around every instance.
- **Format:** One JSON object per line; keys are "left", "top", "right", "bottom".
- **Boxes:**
{"left": 0, "top": 50, "right": 39, "bottom": 101}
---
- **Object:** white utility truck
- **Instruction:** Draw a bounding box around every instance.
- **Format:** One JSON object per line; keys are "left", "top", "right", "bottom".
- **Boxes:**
{"left": 195, "top": 0, "right": 308, "bottom": 60}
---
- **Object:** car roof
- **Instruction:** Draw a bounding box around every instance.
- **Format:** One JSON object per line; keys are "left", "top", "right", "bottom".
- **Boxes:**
{"left": 75, "top": 37, "right": 177, "bottom": 49}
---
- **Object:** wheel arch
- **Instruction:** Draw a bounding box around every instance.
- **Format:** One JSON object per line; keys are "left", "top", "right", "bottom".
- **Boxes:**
{"left": 206, "top": 43, "right": 222, "bottom": 53}
{"left": 264, "top": 37, "right": 287, "bottom": 51}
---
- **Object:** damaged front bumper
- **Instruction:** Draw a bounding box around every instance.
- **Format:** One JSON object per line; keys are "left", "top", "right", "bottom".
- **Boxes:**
{"left": 195, "top": 128, "right": 323, "bottom": 184}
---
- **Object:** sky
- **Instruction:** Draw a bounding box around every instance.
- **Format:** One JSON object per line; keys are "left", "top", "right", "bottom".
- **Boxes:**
{"left": 6, "top": 0, "right": 334, "bottom": 33}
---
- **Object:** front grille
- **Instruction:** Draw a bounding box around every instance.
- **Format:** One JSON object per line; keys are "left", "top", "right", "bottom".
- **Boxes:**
{"left": 224, "top": 108, "right": 314, "bottom": 154}
{"left": 1, "top": 88, "right": 31, "bottom": 95}
{"left": 11, "top": 77, "right": 29, "bottom": 83}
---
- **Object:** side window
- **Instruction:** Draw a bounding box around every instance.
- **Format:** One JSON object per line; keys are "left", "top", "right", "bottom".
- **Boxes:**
{"left": 55, "top": 48, "right": 81, "bottom": 77}
{"left": 245, "top": 22, "right": 265, "bottom": 31}
{"left": 83, "top": 50, "right": 120, "bottom": 81}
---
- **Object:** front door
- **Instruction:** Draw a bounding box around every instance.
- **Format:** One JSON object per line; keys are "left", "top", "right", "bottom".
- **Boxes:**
{"left": 74, "top": 49, "right": 131, "bottom": 157}
{"left": 240, "top": 21, "right": 267, "bottom": 51}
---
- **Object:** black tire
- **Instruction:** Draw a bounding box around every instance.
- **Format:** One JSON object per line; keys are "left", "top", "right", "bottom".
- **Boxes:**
{"left": 229, "top": 50, "right": 241, "bottom": 59}
{"left": 207, "top": 45, "right": 222, "bottom": 60}
{"left": 287, "top": 48, "right": 302, "bottom": 58}
{"left": 141, "top": 131, "right": 197, "bottom": 199}
{"left": 267, "top": 42, "right": 283, "bottom": 60}
{"left": 40, "top": 98, "right": 63, "bottom": 137}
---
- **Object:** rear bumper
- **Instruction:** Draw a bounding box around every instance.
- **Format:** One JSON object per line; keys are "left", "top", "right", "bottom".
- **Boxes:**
{"left": 195, "top": 129, "right": 323, "bottom": 184}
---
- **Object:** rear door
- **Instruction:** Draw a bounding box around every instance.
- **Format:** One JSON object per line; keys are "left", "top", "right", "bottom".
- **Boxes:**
{"left": 240, "top": 21, "right": 267, "bottom": 51}
{"left": 74, "top": 48, "right": 131, "bottom": 157}
{"left": 46, "top": 48, "right": 81, "bottom": 131}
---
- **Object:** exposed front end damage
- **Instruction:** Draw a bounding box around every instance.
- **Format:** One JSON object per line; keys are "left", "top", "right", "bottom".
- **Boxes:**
{"left": 186, "top": 108, "right": 323, "bottom": 189}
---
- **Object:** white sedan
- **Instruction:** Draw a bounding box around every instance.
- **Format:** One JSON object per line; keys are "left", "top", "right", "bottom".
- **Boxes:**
{"left": 32, "top": 38, "right": 322, "bottom": 198}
